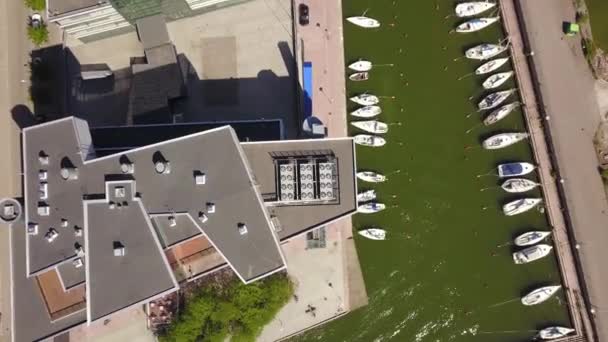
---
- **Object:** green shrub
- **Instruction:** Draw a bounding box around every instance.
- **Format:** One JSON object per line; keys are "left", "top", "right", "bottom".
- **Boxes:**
{"left": 601, "top": 168, "right": 608, "bottom": 180}
{"left": 27, "top": 25, "right": 49, "bottom": 46}
{"left": 160, "top": 273, "right": 293, "bottom": 342}
{"left": 24, "top": 0, "right": 45, "bottom": 11}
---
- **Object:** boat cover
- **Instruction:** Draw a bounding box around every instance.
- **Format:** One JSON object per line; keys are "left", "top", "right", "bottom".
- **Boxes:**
{"left": 501, "top": 163, "right": 523, "bottom": 176}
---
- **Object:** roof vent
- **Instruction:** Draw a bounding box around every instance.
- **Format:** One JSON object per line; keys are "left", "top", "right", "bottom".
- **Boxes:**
{"left": 122, "top": 201, "right": 129, "bottom": 207}
{"left": 109, "top": 201, "right": 116, "bottom": 210}
{"left": 113, "top": 241, "right": 125, "bottom": 256}
{"left": 27, "top": 223, "right": 39, "bottom": 236}
{"left": 60, "top": 167, "right": 79, "bottom": 180}
{"left": 38, "top": 151, "right": 49, "bottom": 165}
{"left": 206, "top": 203, "right": 216, "bottom": 214}
{"left": 168, "top": 216, "right": 177, "bottom": 227}
{"left": 37, "top": 204, "right": 50, "bottom": 216}
{"left": 61, "top": 218, "right": 69, "bottom": 227}
{"left": 75, "top": 243, "right": 85, "bottom": 257}
{"left": 38, "top": 182, "right": 48, "bottom": 200}
{"left": 194, "top": 171, "right": 206, "bottom": 185}
{"left": 120, "top": 155, "right": 135, "bottom": 174}
{"left": 45, "top": 228, "right": 58, "bottom": 243}
{"left": 198, "top": 212, "right": 208, "bottom": 223}
{"left": 38, "top": 170, "right": 47, "bottom": 181}
{"left": 153, "top": 152, "right": 171, "bottom": 174}
{"left": 114, "top": 186, "right": 126, "bottom": 198}
{"left": 73, "top": 258, "right": 84, "bottom": 268}
{"left": 116, "top": 202, "right": 123, "bottom": 209}
{"left": 238, "top": 223, "right": 248, "bottom": 235}
{"left": 74, "top": 226, "right": 83, "bottom": 237}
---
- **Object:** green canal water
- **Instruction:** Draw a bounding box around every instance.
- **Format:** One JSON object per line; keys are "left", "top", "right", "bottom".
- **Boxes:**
{"left": 293, "top": 1, "right": 571, "bottom": 341}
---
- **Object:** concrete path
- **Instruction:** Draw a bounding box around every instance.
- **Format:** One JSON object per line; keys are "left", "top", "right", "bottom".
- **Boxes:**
{"left": 513, "top": 0, "right": 608, "bottom": 340}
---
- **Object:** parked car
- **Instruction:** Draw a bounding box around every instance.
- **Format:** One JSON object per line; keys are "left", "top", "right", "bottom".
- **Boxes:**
{"left": 299, "top": 4, "right": 309, "bottom": 26}
{"left": 30, "top": 13, "right": 42, "bottom": 28}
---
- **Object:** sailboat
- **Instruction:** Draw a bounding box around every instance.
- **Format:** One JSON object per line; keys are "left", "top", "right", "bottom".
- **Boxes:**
{"left": 483, "top": 102, "right": 520, "bottom": 126}
{"left": 349, "top": 72, "right": 369, "bottom": 81}
{"left": 512, "top": 244, "right": 553, "bottom": 264}
{"left": 521, "top": 285, "right": 561, "bottom": 306}
{"left": 348, "top": 60, "right": 373, "bottom": 72}
{"left": 455, "top": 16, "right": 500, "bottom": 33}
{"left": 350, "top": 105, "right": 382, "bottom": 118}
{"left": 482, "top": 132, "right": 529, "bottom": 150}
{"left": 478, "top": 89, "right": 517, "bottom": 110}
{"left": 475, "top": 57, "right": 509, "bottom": 75}
{"left": 351, "top": 120, "right": 389, "bottom": 134}
{"left": 354, "top": 134, "right": 386, "bottom": 147}
{"left": 346, "top": 16, "right": 381, "bottom": 28}
{"left": 503, "top": 198, "right": 542, "bottom": 216}
{"left": 455, "top": 1, "right": 496, "bottom": 17}
{"left": 356, "top": 171, "right": 386, "bottom": 183}
{"left": 350, "top": 93, "right": 379, "bottom": 106}
{"left": 514, "top": 230, "right": 552, "bottom": 246}
{"left": 358, "top": 228, "right": 386, "bottom": 240}
{"left": 357, "top": 189, "right": 377, "bottom": 202}
{"left": 482, "top": 71, "right": 514, "bottom": 89}
{"left": 498, "top": 162, "right": 536, "bottom": 178}
{"left": 538, "top": 326, "right": 575, "bottom": 340}
{"left": 465, "top": 42, "right": 509, "bottom": 60}
{"left": 357, "top": 202, "right": 386, "bottom": 214}
{"left": 501, "top": 178, "right": 539, "bottom": 193}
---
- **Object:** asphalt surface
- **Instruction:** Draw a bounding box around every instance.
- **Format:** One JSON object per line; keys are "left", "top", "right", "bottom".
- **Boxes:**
{"left": 517, "top": 0, "right": 608, "bottom": 340}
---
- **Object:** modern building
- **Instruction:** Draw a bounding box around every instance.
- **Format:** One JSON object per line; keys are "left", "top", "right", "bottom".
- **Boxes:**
{"left": 47, "top": 0, "right": 251, "bottom": 41}
{"left": 10, "top": 116, "right": 356, "bottom": 341}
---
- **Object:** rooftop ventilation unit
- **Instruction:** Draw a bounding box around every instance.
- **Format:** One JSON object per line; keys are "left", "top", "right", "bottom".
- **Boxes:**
{"left": 45, "top": 228, "right": 59, "bottom": 243}
{"left": 37, "top": 204, "right": 50, "bottom": 216}
{"left": 237, "top": 223, "right": 248, "bottom": 235}
{"left": 120, "top": 162, "right": 135, "bottom": 174}
{"left": 74, "top": 226, "right": 83, "bottom": 237}
{"left": 75, "top": 244, "right": 85, "bottom": 257}
{"left": 60, "top": 167, "right": 79, "bottom": 180}
{"left": 168, "top": 216, "right": 177, "bottom": 227}
{"left": 206, "top": 203, "right": 216, "bottom": 214}
{"left": 299, "top": 163, "right": 315, "bottom": 201}
{"left": 114, "top": 186, "right": 126, "bottom": 198}
{"left": 61, "top": 219, "right": 69, "bottom": 227}
{"left": 198, "top": 212, "right": 208, "bottom": 223}
{"left": 194, "top": 171, "right": 206, "bottom": 185}
{"left": 318, "top": 162, "right": 336, "bottom": 200}
{"left": 38, "top": 170, "right": 47, "bottom": 181}
{"left": 73, "top": 258, "right": 84, "bottom": 268}
{"left": 109, "top": 201, "right": 116, "bottom": 210}
{"left": 113, "top": 241, "right": 126, "bottom": 256}
{"left": 279, "top": 163, "right": 296, "bottom": 201}
{"left": 38, "top": 151, "right": 49, "bottom": 165}
{"left": 27, "top": 223, "right": 39, "bottom": 236}
{"left": 153, "top": 152, "right": 171, "bottom": 174}
{"left": 38, "top": 182, "right": 48, "bottom": 200}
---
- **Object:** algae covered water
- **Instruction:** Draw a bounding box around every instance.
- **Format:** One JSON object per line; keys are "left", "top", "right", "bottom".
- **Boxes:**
{"left": 292, "top": 1, "right": 570, "bottom": 341}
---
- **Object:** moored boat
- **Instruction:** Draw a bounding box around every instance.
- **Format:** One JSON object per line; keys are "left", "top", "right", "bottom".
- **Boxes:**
{"left": 349, "top": 72, "right": 369, "bottom": 81}
{"left": 514, "top": 230, "right": 552, "bottom": 246}
{"left": 482, "top": 71, "right": 514, "bottom": 89}
{"left": 351, "top": 120, "right": 389, "bottom": 134}
{"left": 498, "top": 162, "right": 536, "bottom": 178}
{"left": 348, "top": 60, "right": 372, "bottom": 72}
{"left": 512, "top": 244, "right": 553, "bottom": 264}
{"left": 357, "top": 202, "right": 386, "bottom": 214}
{"left": 455, "top": 1, "right": 496, "bottom": 17}
{"left": 356, "top": 171, "right": 386, "bottom": 183}
{"left": 354, "top": 134, "right": 386, "bottom": 147}
{"left": 483, "top": 102, "right": 520, "bottom": 126}
{"left": 465, "top": 42, "right": 509, "bottom": 60}
{"left": 456, "top": 16, "right": 499, "bottom": 33}
{"left": 478, "top": 89, "right": 516, "bottom": 110}
{"left": 346, "top": 16, "right": 381, "bottom": 28}
{"left": 358, "top": 228, "right": 386, "bottom": 240}
{"left": 538, "top": 326, "right": 575, "bottom": 340}
{"left": 521, "top": 285, "right": 561, "bottom": 306}
{"left": 501, "top": 178, "right": 539, "bottom": 193}
{"left": 357, "top": 189, "right": 377, "bottom": 202}
{"left": 482, "top": 132, "right": 529, "bottom": 150}
{"left": 350, "top": 105, "right": 381, "bottom": 118}
{"left": 503, "top": 198, "right": 542, "bottom": 216}
{"left": 350, "top": 93, "right": 379, "bottom": 106}
{"left": 476, "top": 57, "right": 509, "bottom": 75}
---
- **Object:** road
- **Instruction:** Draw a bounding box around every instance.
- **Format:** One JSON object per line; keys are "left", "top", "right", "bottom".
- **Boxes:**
{"left": 516, "top": 0, "right": 608, "bottom": 340}
{"left": 0, "top": 0, "right": 33, "bottom": 340}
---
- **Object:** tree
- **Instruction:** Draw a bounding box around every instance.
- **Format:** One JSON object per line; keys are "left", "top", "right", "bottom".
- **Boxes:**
{"left": 27, "top": 25, "right": 49, "bottom": 46}
{"left": 24, "top": 0, "right": 45, "bottom": 11}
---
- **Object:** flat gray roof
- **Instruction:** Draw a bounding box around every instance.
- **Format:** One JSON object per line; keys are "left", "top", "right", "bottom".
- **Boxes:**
{"left": 11, "top": 224, "right": 86, "bottom": 342}
{"left": 151, "top": 213, "right": 203, "bottom": 248}
{"left": 136, "top": 14, "right": 171, "bottom": 51}
{"left": 241, "top": 139, "right": 357, "bottom": 240}
{"left": 57, "top": 259, "right": 86, "bottom": 290}
{"left": 84, "top": 180, "right": 178, "bottom": 323}
{"left": 48, "top": 0, "right": 108, "bottom": 17}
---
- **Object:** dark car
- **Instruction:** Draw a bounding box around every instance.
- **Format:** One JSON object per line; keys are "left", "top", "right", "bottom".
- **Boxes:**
{"left": 299, "top": 4, "right": 309, "bottom": 26}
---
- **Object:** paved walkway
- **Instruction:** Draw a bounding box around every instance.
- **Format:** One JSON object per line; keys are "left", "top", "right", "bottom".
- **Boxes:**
{"left": 502, "top": 0, "right": 604, "bottom": 340}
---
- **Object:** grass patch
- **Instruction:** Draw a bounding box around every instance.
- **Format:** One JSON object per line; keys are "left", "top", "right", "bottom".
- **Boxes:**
{"left": 24, "top": 0, "right": 45, "bottom": 11}
{"left": 585, "top": 0, "right": 608, "bottom": 51}
{"left": 27, "top": 25, "right": 49, "bottom": 46}
{"left": 159, "top": 273, "right": 293, "bottom": 342}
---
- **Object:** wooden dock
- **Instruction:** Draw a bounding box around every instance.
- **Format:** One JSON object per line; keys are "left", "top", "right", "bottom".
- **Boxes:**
{"left": 499, "top": 0, "right": 595, "bottom": 340}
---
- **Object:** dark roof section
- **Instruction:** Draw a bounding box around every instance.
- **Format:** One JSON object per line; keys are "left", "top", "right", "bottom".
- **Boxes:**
{"left": 11, "top": 224, "right": 86, "bottom": 342}
{"left": 241, "top": 139, "right": 357, "bottom": 240}
{"left": 84, "top": 180, "right": 178, "bottom": 323}
{"left": 57, "top": 259, "right": 86, "bottom": 290}
{"left": 151, "top": 213, "right": 203, "bottom": 248}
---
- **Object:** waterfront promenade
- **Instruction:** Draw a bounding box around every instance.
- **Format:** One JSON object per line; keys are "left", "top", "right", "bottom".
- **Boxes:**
{"left": 500, "top": 0, "right": 599, "bottom": 340}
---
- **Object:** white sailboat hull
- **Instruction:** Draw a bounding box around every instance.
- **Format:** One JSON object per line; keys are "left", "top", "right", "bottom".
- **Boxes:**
{"left": 456, "top": 17, "right": 499, "bottom": 33}
{"left": 350, "top": 94, "right": 379, "bottom": 106}
{"left": 483, "top": 102, "right": 519, "bottom": 126}
{"left": 498, "top": 162, "right": 536, "bottom": 178}
{"left": 358, "top": 228, "right": 386, "bottom": 240}
{"left": 347, "top": 16, "right": 381, "bottom": 28}
{"left": 356, "top": 171, "right": 386, "bottom": 183}
{"left": 501, "top": 178, "right": 539, "bottom": 193}
{"left": 357, "top": 202, "right": 386, "bottom": 214}
{"left": 482, "top": 71, "right": 514, "bottom": 89}
{"left": 455, "top": 2, "right": 496, "bottom": 17}
{"left": 478, "top": 89, "right": 516, "bottom": 110}
{"left": 503, "top": 198, "right": 542, "bottom": 216}
{"left": 357, "top": 189, "right": 377, "bottom": 202}
{"left": 350, "top": 105, "right": 381, "bottom": 118}
{"left": 349, "top": 60, "right": 372, "bottom": 72}
{"left": 521, "top": 285, "right": 561, "bottom": 306}
{"left": 466, "top": 43, "right": 508, "bottom": 60}
{"left": 538, "top": 327, "right": 575, "bottom": 340}
{"left": 349, "top": 72, "right": 369, "bottom": 81}
{"left": 512, "top": 244, "right": 553, "bottom": 264}
{"left": 514, "top": 230, "right": 552, "bottom": 246}
{"left": 351, "top": 120, "right": 389, "bottom": 134}
{"left": 354, "top": 134, "right": 386, "bottom": 147}
{"left": 482, "top": 132, "right": 529, "bottom": 150}
{"left": 476, "top": 57, "right": 509, "bottom": 75}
